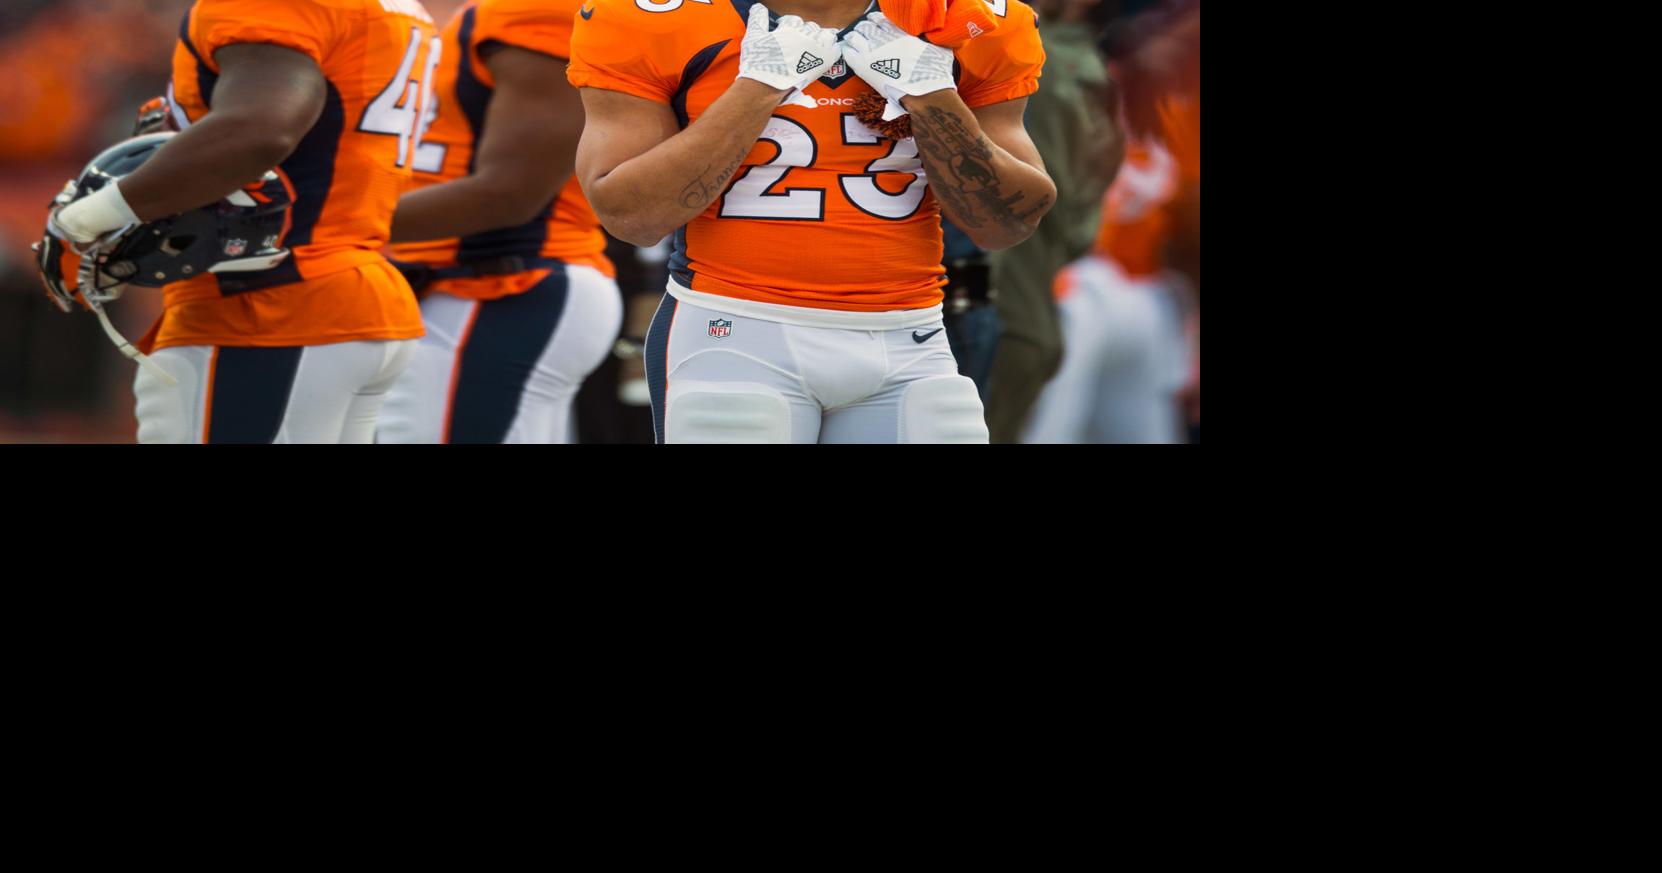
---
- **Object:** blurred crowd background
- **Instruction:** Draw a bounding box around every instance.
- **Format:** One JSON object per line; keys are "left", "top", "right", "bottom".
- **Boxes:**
{"left": 0, "top": 0, "right": 1197, "bottom": 444}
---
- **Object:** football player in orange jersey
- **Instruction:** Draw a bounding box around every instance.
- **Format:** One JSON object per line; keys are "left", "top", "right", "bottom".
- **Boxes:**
{"left": 44, "top": 0, "right": 437, "bottom": 443}
{"left": 377, "top": 0, "right": 623, "bottom": 444}
{"left": 1023, "top": 0, "right": 1197, "bottom": 444}
{"left": 568, "top": 0, "right": 1054, "bottom": 443}
{"left": 1021, "top": 137, "right": 1186, "bottom": 443}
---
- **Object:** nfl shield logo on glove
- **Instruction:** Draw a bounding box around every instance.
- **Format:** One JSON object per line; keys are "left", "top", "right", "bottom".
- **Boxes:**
{"left": 708, "top": 319, "right": 732, "bottom": 339}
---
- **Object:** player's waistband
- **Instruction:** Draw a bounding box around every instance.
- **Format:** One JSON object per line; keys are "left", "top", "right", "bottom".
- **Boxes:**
{"left": 667, "top": 280, "right": 944, "bottom": 331}
{"left": 387, "top": 255, "right": 570, "bottom": 294}
{"left": 428, "top": 255, "right": 568, "bottom": 281}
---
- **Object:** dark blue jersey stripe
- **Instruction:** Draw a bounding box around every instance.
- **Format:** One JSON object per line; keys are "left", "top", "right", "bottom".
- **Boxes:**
{"left": 179, "top": 4, "right": 219, "bottom": 107}
{"left": 446, "top": 268, "right": 571, "bottom": 443}
{"left": 644, "top": 291, "right": 678, "bottom": 444}
{"left": 206, "top": 346, "right": 303, "bottom": 443}
{"left": 672, "top": 40, "right": 731, "bottom": 129}
{"left": 452, "top": 7, "right": 554, "bottom": 262}
{"left": 215, "top": 81, "right": 345, "bottom": 295}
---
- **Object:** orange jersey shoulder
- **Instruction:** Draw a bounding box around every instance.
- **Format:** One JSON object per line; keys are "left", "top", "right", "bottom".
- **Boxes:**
{"left": 186, "top": 0, "right": 338, "bottom": 69}
{"left": 472, "top": 0, "right": 583, "bottom": 65}
{"left": 954, "top": 0, "right": 1044, "bottom": 108}
{"left": 1095, "top": 138, "right": 1179, "bottom": 277}
{"left": 567, "top": 0, "right": 740, "bottom": 103}
{"left": 184, "top": 0, "right": 437, "bottom": 71}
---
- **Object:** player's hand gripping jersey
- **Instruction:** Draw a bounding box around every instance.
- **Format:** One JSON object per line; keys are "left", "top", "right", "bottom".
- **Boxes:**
{"left": 389, "top": 0, "right": 613, "bottom": 298}
{"left": 567, "top": 0, "right": 1044, "bottom": 313}
{"left": 150, "top": 0, "right": 436, "bottom": 351}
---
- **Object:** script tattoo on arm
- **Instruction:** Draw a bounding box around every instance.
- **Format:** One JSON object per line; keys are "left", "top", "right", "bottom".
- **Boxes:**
{"left": 680, "top": 151, "right": 748, "bottom": 210}
{"left": 910, "top": 104, "right": 1049, "bottom": 235}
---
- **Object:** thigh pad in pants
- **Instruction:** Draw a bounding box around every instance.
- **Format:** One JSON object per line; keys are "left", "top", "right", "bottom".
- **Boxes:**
{"left": 665, "top": 380, "right": 792, "bottom": 444}
{"left": 901, "top": 376, "right": 990, "bottom": 444}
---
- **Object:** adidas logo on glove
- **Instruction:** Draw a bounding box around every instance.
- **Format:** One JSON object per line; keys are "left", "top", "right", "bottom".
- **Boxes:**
{"left": 870, "top": 58, "right": 902, "bottom": 79}
{"left": 797, "top": 51, "right": 824, "bottom": 75}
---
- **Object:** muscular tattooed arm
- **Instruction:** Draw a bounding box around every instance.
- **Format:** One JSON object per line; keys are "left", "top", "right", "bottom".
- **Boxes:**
{"left": 840, "top": 12, "right": 1054, "bottom": 251}
{"left": 575, "top": 80, "right": 782, "bottom": 247}
{"left": 904, "top": 92, "right": 1056, "bottom": 251}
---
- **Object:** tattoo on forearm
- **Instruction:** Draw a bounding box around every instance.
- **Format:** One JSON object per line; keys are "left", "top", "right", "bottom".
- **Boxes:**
{"left": 911, "top": 104, "right": 1048, "bottom": 236}
{"left": 680, "top": 153, "right": 746, "bottom": 211}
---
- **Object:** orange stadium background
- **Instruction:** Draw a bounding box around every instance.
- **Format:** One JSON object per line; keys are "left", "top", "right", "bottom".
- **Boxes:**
{"left": 1, "top": 0, "right": 1197, "bottom": 444}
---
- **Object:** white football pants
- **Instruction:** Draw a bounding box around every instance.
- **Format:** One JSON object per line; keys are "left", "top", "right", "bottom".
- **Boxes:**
{"left": 644, "top": 291, "right": 989, "bottom": 444}
{"left": 377, "top": 264, "right": 623, "bottom": 444}
{"left": 1022, "top": 256, "right": 1188, "bottom": 444}
{"left": 133, "top": 339, "right": 417, "bottom": 444}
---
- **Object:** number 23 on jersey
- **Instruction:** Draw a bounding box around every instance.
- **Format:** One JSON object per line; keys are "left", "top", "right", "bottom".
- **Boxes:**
{"left": 720, "top": 115, "right": 929, "bottom": 222}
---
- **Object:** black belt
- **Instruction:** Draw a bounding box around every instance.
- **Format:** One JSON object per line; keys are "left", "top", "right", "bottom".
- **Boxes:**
{"left": 431, "top": 255, "right": 567, "bottom": 280}
{"left": 942, "top": 257, "right": 994, "bottom": 315}
{"left": 390, "top": 255, "right": 566, "bottom": 294}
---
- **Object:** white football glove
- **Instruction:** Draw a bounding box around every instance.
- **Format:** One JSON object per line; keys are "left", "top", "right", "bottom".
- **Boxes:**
{"left": 49, "top": 179, "right": 140, "bottom": 250}
{"left": 736, "top": 3, "right": 842, "bottom": 104}
{"left": 841, "top": 11, "right": 957, "bottom": 118}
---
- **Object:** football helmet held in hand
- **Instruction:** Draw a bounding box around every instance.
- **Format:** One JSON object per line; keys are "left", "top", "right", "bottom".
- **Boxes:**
{"left": 38, "top": 132, "right": 296, "bottom": 311}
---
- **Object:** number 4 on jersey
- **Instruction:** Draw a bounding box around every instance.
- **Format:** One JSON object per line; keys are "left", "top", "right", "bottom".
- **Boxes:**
{"left": 359, "top": 26, "right": 443, "bottom": 170}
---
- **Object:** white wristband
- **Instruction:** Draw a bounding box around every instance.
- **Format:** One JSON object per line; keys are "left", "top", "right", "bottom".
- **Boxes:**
{"left": 55, "top": 181, "right": 140, "bottom": 244}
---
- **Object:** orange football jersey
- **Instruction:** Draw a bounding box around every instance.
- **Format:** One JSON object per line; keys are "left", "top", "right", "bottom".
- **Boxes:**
{"left": 390, "top": 0, "right": 614, "bottom": 297}
{"left": 1094, "top": 138, "right": 1179, "bottom": 279}
{"left": 567, "top": 0, "right": 1044, "bottom": 313}
{"left": 146, "top": 0, "right": 435, "bottom": 351}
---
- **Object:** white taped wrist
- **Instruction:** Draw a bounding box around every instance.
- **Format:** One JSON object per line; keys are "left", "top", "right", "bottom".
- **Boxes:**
{"left": 55, "top": 181, "right": 140, "bottom": 244}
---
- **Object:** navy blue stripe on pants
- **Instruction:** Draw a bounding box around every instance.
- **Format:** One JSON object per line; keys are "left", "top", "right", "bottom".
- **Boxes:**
{"left": 208, "top": 346, "right": 304, "bottom": 444}
{"left": 447, "top": 267, "right": 571, "bottom": 444}
{"left": 644, "top": 292, "right": 679, "bottom": 445}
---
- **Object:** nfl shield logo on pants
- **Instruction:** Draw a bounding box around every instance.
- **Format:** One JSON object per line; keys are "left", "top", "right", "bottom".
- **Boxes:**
{"left": 708, "top": 319, "right": 733, "bottom": 339}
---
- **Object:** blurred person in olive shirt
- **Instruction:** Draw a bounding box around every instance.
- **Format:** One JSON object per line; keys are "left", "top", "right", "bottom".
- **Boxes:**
{"left": 980, "top": 0, "right": 1124, "bottom": 443}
